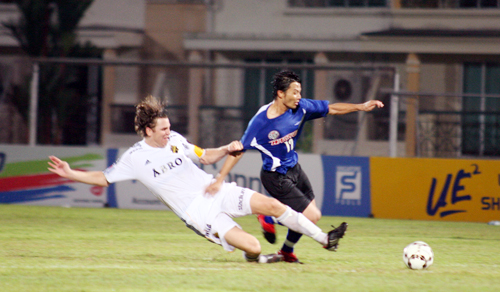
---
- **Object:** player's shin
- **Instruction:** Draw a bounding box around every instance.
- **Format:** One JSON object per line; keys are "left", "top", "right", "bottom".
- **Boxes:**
{"left": 276, "top": 206, "right": 327, "bottom": 245}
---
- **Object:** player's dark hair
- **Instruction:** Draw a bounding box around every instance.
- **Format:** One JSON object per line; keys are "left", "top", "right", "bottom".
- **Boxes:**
{"left": 272, "top": 70, "right": 301, "bottom": 99}
{"left": 134, "top": 95, "right": 168, "bottom": 137}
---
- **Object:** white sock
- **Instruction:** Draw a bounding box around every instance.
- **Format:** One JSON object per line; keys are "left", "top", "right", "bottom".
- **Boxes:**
{"left": 276, "top": 206, "right": 327, "bottom": 246}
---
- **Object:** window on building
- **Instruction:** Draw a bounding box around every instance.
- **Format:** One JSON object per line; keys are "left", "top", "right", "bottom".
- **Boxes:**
{"left": 401, "top": 0, "right": 500, "bottom": 8}
{"left": 462, "top": 62, "right": 500, "bottom": 156}
{"left": 150, "top": 0, "right": 206, "bottom": 4}
{"left": 459, "top": 0, "right": 499, "bottom": 7}
{"left": 288, "top": 0, "right": 387, "bottom": 7}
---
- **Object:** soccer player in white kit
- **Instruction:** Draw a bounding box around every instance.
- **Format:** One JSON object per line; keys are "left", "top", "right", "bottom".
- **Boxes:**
{"left": 47, "top": 95, "right": 344, "bottom": 263}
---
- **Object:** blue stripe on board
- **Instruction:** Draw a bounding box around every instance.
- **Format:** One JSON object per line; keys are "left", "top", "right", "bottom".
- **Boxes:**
{"left": 106, "top": 149, "right": 118, "bottom": 208}
{"left": 0, "top": 185, "right": 72, "bottom": 203}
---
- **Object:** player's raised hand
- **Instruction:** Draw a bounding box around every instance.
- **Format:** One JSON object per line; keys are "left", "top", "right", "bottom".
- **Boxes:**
{"left": 362, "top": 100, "right": 384, "bottom": 111}
{"left": 47, "top": 156, "right": 72, "bottom": 178}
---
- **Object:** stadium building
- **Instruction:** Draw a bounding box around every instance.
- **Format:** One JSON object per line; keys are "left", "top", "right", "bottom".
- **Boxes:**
{"left": 0, "top": 0, "right": 499, "bottom": 158}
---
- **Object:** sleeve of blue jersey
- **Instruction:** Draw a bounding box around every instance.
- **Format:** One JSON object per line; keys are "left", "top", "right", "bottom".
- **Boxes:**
{"left": 240, "top": 117, "right": 259, "bottom": 150}
{"left": 302, "top": 98, "right": 329, "bottom": 121}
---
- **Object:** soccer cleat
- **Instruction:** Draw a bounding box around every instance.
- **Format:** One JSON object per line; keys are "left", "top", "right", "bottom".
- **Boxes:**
{"left": 244, "top": 252, "right": 283, "bottom": 263}
{"left": 323, "top": 222, "right": 348, "bottom": 251}
{"left": 258, "top": 253, "right": 284, "bottom": 264}
{"left": 257, "top": 214, "right": 276, "bottom": 244}
{"left": 278, "top": 250, "right": 303, "bottom": 264}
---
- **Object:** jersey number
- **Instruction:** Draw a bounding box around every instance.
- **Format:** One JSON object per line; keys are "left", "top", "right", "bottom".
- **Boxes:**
{"left": 284, "top": 139, "right": 294, "bottom": 152}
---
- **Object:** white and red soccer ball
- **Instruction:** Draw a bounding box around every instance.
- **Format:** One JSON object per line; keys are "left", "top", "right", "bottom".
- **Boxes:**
{"left": 403, "top": 241, "right": 434, "bottom": 270}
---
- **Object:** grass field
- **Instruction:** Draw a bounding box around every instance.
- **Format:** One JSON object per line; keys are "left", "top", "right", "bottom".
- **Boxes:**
{"left": 1, "top": 204, "right": 499, "bottom": 292}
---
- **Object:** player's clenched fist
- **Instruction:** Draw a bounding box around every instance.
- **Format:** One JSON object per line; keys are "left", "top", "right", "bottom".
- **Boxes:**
{"left": 227, "top": 140, "right": 243, "bottom": 153}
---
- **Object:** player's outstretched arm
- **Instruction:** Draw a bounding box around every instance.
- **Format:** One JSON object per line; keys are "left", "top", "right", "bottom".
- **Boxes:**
{"left": 199, "top": 140, "right": 243, "bottom": 165}
{"left": 328, "top": 100, "right": 384, "bottom": 115}
{"left": 47, "top": 156, "right": 109, "bottom": 187}
{"left": 205, "top": 150, "right": 244, "bottom": 195}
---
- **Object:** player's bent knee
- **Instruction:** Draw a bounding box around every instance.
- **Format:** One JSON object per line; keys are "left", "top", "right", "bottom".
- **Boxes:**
{"left": 311, "top": 210, "right": 321, "bottom": 223}
{"left": 225, "top": 227, "right": 262, "bottom": 255}
{"left": 244, "top": 237, "right": 261, "bottom": 255}
{"left": 304, "top": 205, "right": 322, "bottom": 223}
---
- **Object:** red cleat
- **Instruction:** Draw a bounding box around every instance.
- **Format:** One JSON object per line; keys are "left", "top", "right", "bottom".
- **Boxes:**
{"left": 278, "top": 250, "right": 303, "bottom": 264}
{"left": 257, "top": 214, "right": 276, "bottom": 244}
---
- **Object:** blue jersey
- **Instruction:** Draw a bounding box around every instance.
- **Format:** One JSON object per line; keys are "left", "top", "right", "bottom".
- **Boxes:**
{"left": 241, "top": 98, "right": 329, "bottom": 174}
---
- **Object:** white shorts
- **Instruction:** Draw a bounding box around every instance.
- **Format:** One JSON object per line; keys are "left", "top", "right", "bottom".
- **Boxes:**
{"left": 182, "top": 182, "right": 254, "bottom": 251}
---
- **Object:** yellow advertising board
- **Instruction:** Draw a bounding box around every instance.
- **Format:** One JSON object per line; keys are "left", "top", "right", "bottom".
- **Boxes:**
{"left": 370, "top": 157, "right": 500, "bottom": 223}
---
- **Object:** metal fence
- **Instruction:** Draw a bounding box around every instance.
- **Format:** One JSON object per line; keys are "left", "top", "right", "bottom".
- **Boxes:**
{"left": 1, "top": 57, "right": 500, "bottom": 158}
{"left": 389, "top": 91, "right": 500, "bottom": 158}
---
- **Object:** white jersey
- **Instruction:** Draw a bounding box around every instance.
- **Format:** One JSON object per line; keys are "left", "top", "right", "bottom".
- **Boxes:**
{"left": 103, "top": 131, "right": 213, "bottom": 219}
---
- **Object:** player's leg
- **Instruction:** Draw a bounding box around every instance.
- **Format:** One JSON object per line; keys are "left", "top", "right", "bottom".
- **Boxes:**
{"left": 277, "top": 197, "right": 319, "bottom": 262}
{"left": 279, "top": 174, "right": 322, "bottom": 262}
{"left": 224, "top": 226, "right": 260, "bottom": 255}
{"left": 257, "top": 165, "right": 312, "bottom": 246}
{"left": 283, "top": 165, "right": 324, "bottom": 260}
{"left": 250, "top": 191, "right": 348, "bottom": 252}
{"left": 257, "top": 169, "right": 282, "bottom": 244}
{"left": 223, "top": 226, "right": 283, "bottom": 263}
{"left": 303, "top": 199, "right": 321, "bottom": 223}
{"left": 273, "top": 185, "right": 309, "bottom": 263}
{"left": 267, "top": 164, "right": 319, "bottom": 262}
{"left": 279, "top": 199, "right": 321, "bottom": 263}
{"left": 211, "top": 194, "right": 282, "bottom": 264}
{"left": 249, "top": 191, "right": 344, "bottom": 249}
{"left": 296, "top": 162, "right": 322, "bottom": 224}
{"left": 257, "top": 213, "right": 277, "bottom": 243}
{"left": 219, "top": 184, "right": 346, "bottom": 255}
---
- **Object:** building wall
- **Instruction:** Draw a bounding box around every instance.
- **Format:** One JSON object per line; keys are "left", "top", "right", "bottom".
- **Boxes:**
{"left": 190, "top": 0, "right": 500, "bottom": 157}
{"left": 141, "top": 3, "right": 207, "bottom": 105}
{"left": 145, "top": 2, "right": 206, "bottom": 60}
{"left": 81, "top": 0, "right": 145, "bottom": 29}
{"left": 391, "top": 9, "right": 500, "bottom": 30}
{"left": 210, "top": 1, "right": 500, "bottom": 41}
{"left": 213, "top": 1, "right": 390, "bottom": 37}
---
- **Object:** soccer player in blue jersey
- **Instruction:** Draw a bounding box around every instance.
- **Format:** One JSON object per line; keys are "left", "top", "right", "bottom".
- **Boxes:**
{"left": 206, "top": 70, "right": 383, "bottom": 263}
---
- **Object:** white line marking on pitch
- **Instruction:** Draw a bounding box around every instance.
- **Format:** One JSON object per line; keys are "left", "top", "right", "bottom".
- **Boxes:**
{"left": 0, "top": 265, "right": 242, "bottom": 271}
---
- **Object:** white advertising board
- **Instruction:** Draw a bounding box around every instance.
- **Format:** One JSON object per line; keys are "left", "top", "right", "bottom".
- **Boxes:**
{"left": 0, "top": 145, "right": 108, "bottom": 208}
{"left": 1, "top": 145, "right": 325, "bottom": 211}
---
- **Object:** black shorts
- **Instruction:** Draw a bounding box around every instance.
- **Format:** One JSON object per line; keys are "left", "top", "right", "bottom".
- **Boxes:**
{"left": 260, "top": 163, "right": 315, "bottom": 213}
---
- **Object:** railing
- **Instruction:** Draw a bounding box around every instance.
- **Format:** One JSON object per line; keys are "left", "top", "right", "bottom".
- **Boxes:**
{"left": 198, "top": 106, "right": 245, "bottom": 148}
{"left": 288, "top": 0, "right": 388, "bottom": 7}
{"left": 110, "top": 104, "right": 244, "bottom": 148}
{"left": 418, "top": 111, "right": 500, "bottom": 157}
{"left": 287, "top": 0, "right": 500, "bottom": 8}
{"left": 110, "top": 104, "right": 188, "bottom": 135}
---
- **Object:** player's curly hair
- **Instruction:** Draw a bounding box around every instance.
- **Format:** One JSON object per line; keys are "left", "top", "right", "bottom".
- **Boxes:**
{"left": 134, "top": 95, "right": 168, "bottom": 137}
{"left": 272, "top": 70, "right": 302, "bottom": 99}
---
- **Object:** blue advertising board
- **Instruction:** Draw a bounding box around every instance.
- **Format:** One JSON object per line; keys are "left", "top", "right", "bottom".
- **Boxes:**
{"left": 321, "top": 156, "right": 371, "bottom": 217}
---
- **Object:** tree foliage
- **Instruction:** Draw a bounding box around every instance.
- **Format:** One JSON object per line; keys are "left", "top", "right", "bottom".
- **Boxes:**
{"left": 3, "top": 0, "right": 99, "bottom": 145}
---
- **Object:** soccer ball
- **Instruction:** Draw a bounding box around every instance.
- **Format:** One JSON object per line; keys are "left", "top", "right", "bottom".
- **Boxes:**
{"left": 403, "top": 241, "right": 434, "bottom": 270}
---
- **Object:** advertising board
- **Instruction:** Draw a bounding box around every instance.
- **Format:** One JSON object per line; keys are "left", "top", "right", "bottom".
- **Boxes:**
{"left": 371, "top": 157, "right": 500, "bottom": 222}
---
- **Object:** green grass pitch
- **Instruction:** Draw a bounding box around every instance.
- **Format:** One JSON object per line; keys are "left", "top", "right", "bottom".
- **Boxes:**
{"left": 1, "top": 204, "right": 499, "bottom": 291}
